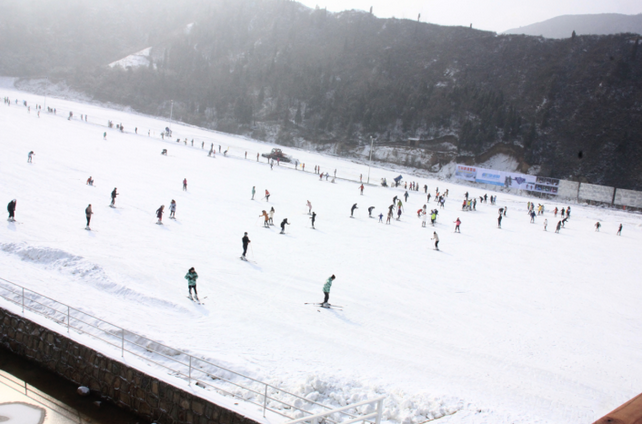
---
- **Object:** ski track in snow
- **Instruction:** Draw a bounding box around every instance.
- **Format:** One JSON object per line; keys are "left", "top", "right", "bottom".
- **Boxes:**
{"left": 0, "top": 83, "right": 641, "bottom": 424}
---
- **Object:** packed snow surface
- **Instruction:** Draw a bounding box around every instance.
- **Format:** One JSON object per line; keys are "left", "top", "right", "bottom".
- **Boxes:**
{"left": 1, "top": 85, "right": 641, "bottom": 424}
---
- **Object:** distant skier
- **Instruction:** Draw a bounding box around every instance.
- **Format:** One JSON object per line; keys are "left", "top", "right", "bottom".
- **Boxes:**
{"left": 543, "top": 219, "right": 548, "bottom": 231}
{"left": 454, "top": 218, "right": 461, "bottom": 233}
{"left": 368, "top": 206, "right": 375, "bottom": 217}
{"left": 306, "top": 200, "right": 312, "bottom": 214}
{"left": 322, "top": 275, "right": 336, "bottom": 306}
{"left": 566, "top": 207, "right": 571, "bottom": 219}
{"left": 310, "top": 212, "right": 317, "bottom": 229}
{"left": 156, "top": 205, "right": 165, "bottom": 224}
{"left": 404, "top": 191, "right": 409, "bottom": 202}
{"left": 260, "top": 210, "right": 269, "bottom": 227}
{"left": 86, "top": 176, "right": 94, "bottom": 186}
{"left": 280, "top": 218, "right": 290, "bottom": 234}
{"left": 555, "top": 221, "right": 561, "bottom": 233}
{"left": 27, "top": 151, "right": 34, "bottom": 163}
{"left": 530, "top": 210, "right": 536, "bottom": 223}
{"left": 421, "top": 211, "right": 427, "bottom": 227}
{"left": 498, "top": 214, "right": 502, "bottom": 229}
{"left": 351, "top": 203, "right": 358, "bottom": 217}
{"left": 265, "top": 189, "right": 270, "bottom": 202}
{"left": 379, "top": 213, "right": 384, "bottom": 223}
{"left": 110, "top": 188, "right": 119, "bottom": 207}
{"left": 85, "top": 204, "right": 93, "bottom": 229}
{"left": 617, "top": 224, "right": 622, "bottom": 236}
{"left": 431, "top": 232, "right": 439, "bottom": 250}
{"left": 595, "top": 222, "right": 601, "bottom": 232}
{"left": 183, "top": 178, "right": 187, "bottom": 191}
{"left": 7, "top": 199, "right": 16, "bottom": 221}
{"left": 242, "top": 232, "right": 251, "bottom": 258}
{"left": 359, "top": 184, "right": 364, "bottom": 195}
{"left": 169, "top": 200, "right": 176, "bottom": 219}
{"left": 269, "top": 207, "right": 275, "bottom": 225}
{"left": 103, "top": 132, "right": 107, "bottom": 140}
{"left": 503, "top": 207, "right": 507, "bottom": 216}
{"left": 185, "top": 267, "right": 199, "bottom": 300}
{"left": 252, "top": 186, "right": 256, "bottom": 200}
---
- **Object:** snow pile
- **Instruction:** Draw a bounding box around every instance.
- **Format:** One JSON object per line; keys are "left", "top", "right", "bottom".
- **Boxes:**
{"left": 108, "top": 47, "right": 153, "bottom": 69}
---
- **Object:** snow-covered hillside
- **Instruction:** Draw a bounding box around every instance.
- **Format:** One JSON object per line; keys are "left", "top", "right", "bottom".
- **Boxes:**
{"left": 1, "top": 84, "right": 641, "bottom": 424}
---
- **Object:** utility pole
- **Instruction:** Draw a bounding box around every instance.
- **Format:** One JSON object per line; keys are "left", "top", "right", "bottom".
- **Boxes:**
{"left": 367, "top": 136, "right": 375, "bottom": 184}
{"left": 169, "top": 100, "right": 174, "bottom": 130}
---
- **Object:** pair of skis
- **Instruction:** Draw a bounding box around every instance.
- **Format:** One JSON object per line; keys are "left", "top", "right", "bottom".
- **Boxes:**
{"left": 187, "top": 295, "right": 207, "bottom": 305}
{"left": 305, "top": 302, "right": 343, "bottom": 311}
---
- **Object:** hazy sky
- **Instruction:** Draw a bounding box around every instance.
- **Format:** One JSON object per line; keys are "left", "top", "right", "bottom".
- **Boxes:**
{"left": 297, "top": 0, "right": 642, "bottom": 33}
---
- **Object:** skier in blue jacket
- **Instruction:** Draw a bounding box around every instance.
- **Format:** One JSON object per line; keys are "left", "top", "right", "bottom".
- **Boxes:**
{"left": 185, "top": 267, "right": 199, "bottom": 300}
{"left": 322, "top": 275, "right": 336, "bottom": 306}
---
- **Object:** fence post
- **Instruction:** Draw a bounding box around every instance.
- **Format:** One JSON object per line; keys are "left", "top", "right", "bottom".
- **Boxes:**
{"left": 21, "top": 287, "right": 24, "bottom": 313}
{"left": 121, "top": 329, "right": 125, "bottom": 357}
{"left": 189, "top": 356, "right": 192, "bottom": 386}
{"left": 375, "top": 398, "right": 384, "bottom": 424}
{"left": 67, "top": 306, "right": 70, "bottom": 333}
{"left": 263, "top": 384, "right": 268, "bottom": 417}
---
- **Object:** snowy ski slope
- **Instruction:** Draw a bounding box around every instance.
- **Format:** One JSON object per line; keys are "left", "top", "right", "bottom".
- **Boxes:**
{"left": 1, "top": 83, "right": 641, "bottom": 424}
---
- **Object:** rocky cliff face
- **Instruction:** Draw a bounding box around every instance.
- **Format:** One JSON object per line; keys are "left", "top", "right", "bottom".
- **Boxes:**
{"left": 4, "top": 0, "right": 642, "bottom": 189}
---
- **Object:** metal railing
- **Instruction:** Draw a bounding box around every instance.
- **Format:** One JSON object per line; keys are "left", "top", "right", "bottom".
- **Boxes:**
{"left": 0, "top": 277, "right": 382, "bottom": 423}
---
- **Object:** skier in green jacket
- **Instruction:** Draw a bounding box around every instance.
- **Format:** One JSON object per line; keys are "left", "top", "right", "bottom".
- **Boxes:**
{"left": 322, "top": 275, "right": 336, "bottom": 306}
{"left": 185, "top": 267, "right": 199, "bottom": 300}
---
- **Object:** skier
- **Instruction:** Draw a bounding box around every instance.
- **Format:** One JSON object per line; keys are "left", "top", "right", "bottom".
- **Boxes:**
{"left": 543, "top": 219, "right": 548, "bottom": 231}
{"left": 368, "top": 206, "right": 375, "bottom": 217}
{"left": 595, "top": 222, "right": 601, "bottom": 232}
{"left": 454, "top": 218, "right": 461, "bottom": 233}
{"left": 86, "top": 176, "right": 94, "bottom": 186}
{"left": 310, "top": 212, "right": 317, "bottom": 229}
{"left": 252, "top": 186, "right": 256, "bottom": 200}
{"left": 430, "top": 210, "right": 437, "bottom": 226}
{"left": 85, "top": 204, "right": 93, "bottom": 229}
{"left": 503, "top": 207, "right": 507, "bottom": 216}
{"left": 421, "top": 211, "right": 427, "bottom": 227}
{"left": 431, "top": 232, "right": 439, "bottom": 251}
{"left": 555, "top": 221, "right": 561, "bottom": 233}
{"left": 386, "top": 210, "right": 393, "bottom": 224}
{"left": 307, "top": 200, "right": 312, "bottom": 214}
{"left": 185, "top": 267, "right": 199, "bottom": 300}
{"left": 322, "top": 275, "right": 336, "bottom": 306}
{"left": 379, "top": 213, "right": 384, "bottom": 223}
{"left": 269, "top": 207, "right": 275, "bottom": 225}
{"left": 183, "top": 178, "right": 187, "bottom": 191}
{"left": 396, "top": 207, "right": 402, "bottom": 220}
{"left": 280, "top": 218, "right": 290, "bottom": 234}
{"left": 156, "top": 205, "right": 165, "bottom": 224}
{"left": 404, "top": 191, "right": 409, "bottom": 202}
{"left": 265, "top": 189, "right": 270, "bottom": 202}
{"left": 260, "top": 210, "right": 269, "bottom": 227}
{"left": 498, "top": 214, "right": 502, "bottom": 229}
{"left": 359, "top": 184, "right": 364, "bottom": 195}
{"left": 242, "top": 232, "right": 251, "bottom": 259}
{"left": 617, "top": 224, "right": 622, "bottom": 236}
{"left": 103, "top": 132, "right": 107, "bottom": 140}
{"left": 351, "top": 203, "right": 358, "bottom": 217}
{"left": 530, "top": 210, "right": 536, "bottom": 223}
{"left": 27, "top": 151, "right": 34, "bottom": 163}
{"left": 7, "top": 199, "right": 16, "bottom": 221}
{"left": 169, "top": 200, "right": 176, "bottom": 219}
{"left": 566, "top": 207, "right": 571, "bottom": 219}
{"left": 110, "top": 188, "right": 118, "bottom": 207}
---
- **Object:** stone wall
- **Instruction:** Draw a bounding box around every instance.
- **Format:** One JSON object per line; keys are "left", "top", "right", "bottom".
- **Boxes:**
{"left": 0, "top": 307, "right": 261, "bottom": 424}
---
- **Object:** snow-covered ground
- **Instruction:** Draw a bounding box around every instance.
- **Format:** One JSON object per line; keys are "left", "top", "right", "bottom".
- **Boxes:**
{"left": 1, "top": 84, "right": 641, "bottom": 424}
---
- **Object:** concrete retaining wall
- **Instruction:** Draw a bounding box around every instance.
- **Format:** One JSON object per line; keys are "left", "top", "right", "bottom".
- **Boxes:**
{"left": 557, "top": 180, "right": 580, "bottom": 200}
{"left": 614, "top": 189, "right": 642, "bottom": 208}
{"left": 0, "top": 307, "right": 260, "bottom": 424}
{"left": 578, "top": 183, "right": 614, "bottom": 203}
